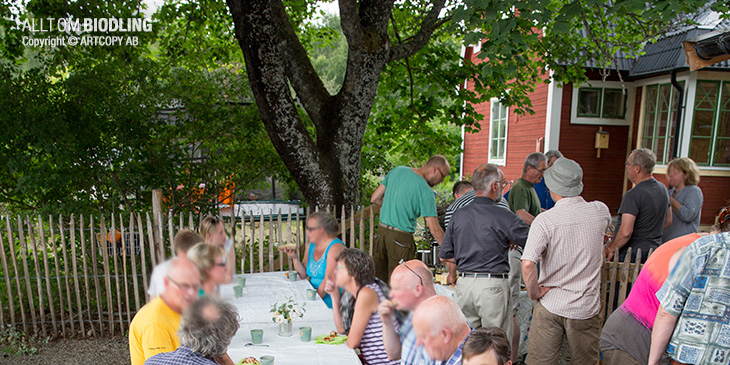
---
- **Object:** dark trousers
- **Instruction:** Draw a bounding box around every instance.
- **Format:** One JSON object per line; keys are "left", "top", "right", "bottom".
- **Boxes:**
{"left": 372, "top": 226, "right": 415, "bottom": 283}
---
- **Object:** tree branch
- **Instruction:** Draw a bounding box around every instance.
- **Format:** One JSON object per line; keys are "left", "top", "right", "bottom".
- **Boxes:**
{"left": 269, "top": 0, "right": 331, "bottom": 130}
{"left": 388, "top": 0, "right": 449, "bottom": 62}
{"left": 339, "top": 0, "right": 364, "bottom": 47}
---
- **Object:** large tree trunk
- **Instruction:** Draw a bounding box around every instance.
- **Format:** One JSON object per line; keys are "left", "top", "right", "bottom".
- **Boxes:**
{"left": 226, "top": 0, "right": 445, "bottom": 208}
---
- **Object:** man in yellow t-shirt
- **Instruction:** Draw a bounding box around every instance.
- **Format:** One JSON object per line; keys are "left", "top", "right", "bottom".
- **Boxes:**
{"left": 129, "top": 257, "right": 200, "bottom": 365}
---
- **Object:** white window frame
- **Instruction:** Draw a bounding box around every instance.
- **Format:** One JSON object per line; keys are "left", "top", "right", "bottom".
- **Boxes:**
{"left": 488, "top": 97, "right": 508, "bottom": 165}
{"left": 570, "top": 80, "right": 635, "bottom": 125}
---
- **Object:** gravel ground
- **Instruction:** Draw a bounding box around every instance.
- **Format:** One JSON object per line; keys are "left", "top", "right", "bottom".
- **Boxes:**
{"left": 1, "top": 336, "right": 130, "bottom": 364}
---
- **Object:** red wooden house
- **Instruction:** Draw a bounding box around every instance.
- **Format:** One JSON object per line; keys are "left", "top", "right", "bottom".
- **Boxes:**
{"left": 461, "top": 12, "right": 729, "bottom": 225}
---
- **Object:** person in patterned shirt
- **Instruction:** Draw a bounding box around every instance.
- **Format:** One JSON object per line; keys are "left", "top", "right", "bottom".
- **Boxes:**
{"left": 413, "top": 296, "right": 472, "bottom": 365}
{"left": 648, "top": 206, "right": 730, "bottom": 365}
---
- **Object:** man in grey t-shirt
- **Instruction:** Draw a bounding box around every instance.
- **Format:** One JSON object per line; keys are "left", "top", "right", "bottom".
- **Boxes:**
{"left": 606, "top": 148, "right": 671, "bottom": 263}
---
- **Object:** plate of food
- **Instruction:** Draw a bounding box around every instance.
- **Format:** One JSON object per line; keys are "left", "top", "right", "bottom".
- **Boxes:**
{"left": 314, "top": 331, "right": 347, "bottom": 345}
{"left": 237, "top": 357, "right": 260, "bottom": 365}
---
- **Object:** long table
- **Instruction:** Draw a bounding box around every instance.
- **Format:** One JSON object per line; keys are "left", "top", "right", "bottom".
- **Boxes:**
{"left": 222, "top": 272, "right": 361, "bottom": 365}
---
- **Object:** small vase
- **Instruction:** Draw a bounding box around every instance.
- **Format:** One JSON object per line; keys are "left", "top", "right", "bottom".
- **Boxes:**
{"left": 278, "top": 321, "right": 293, "bottom": 337}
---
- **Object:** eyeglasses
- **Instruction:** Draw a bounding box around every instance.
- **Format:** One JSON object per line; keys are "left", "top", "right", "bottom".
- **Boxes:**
{"left": 399, "top": 259, "right": 423, "bottom": 287}
{"left": 167, "top": 276, "right": 199, "bottom": 292}
{"left": 532, "top": 166, "right": 547, "bottom": 173}
{"left": 214, "top": 262, "right": 226, "bottom": 268}
{"left": 306, "top": 226, "right": 320, "bottom": 232}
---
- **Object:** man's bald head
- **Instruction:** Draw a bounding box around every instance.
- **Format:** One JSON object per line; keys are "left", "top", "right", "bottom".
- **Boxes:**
{"left": 389, "top": 260, "right": 436, "bottom": 311}
{"left": 413, "top": 296, "right": 471, "bottom": 361}
{"left": 414, "top": 295, "right": 468, "bottom": 335}
{"left": 423, "top": 155, "right": 450, "bottom": 187}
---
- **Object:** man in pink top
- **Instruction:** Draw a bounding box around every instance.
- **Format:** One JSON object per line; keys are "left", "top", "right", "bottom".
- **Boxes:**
{"left": 521, "top": 158, "right": 611, "bottom": 364}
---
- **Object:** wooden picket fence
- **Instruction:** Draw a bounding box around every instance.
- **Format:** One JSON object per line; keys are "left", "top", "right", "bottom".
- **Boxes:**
{"left": 0, "top": 205, "right": 378, "bottom": 339}
{"left": 0, "top": 201, "right": 649, "bottom": 339}
{"left": 600, "top": 246, "right": 654, "bottom": 320}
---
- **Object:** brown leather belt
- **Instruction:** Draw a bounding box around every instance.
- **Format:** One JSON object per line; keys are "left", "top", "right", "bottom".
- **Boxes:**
{"left": 378, "top": 223, "right": 411, "bottom": 234}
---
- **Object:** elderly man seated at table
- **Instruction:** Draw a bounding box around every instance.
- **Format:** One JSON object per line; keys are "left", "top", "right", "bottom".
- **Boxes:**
{"left": 129, "top": 257, "right": 200, "bottom": 365}
{"left": 145, "top": 295, "right": 240, "bottom": 365}
{"left": 326, "top": 248, "right": 400, "bottom": 365}
{"left": 413, "top": 296, "right": 472, "bottom": 365}
{"left": 378, "top": 259, "right": 437, "bottom": 364}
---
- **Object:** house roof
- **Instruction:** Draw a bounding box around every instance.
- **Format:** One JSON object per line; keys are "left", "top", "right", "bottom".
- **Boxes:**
{"left": 629, "top": 23, "right": 730, "bottom": 77}
{"left": 579, "top": 8, "right": 730, "bottom": 78}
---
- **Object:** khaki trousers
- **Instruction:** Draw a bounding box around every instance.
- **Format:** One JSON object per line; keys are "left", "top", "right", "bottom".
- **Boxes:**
{"left": 454, "top": 276, "right": 512, "bottom": 338}
{"left": 526, "top": 301, "right": 601, "bottom": 365}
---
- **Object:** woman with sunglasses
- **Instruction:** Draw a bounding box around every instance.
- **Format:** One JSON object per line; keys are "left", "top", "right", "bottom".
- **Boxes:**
{"left": 200, "top": 216, "right": 235, "bottom": 282}
{"left": 280, "top": 212, "right": 345, "bottom": 308}
{"left": 187, "top": 242, "right": 232, "bottom": 296}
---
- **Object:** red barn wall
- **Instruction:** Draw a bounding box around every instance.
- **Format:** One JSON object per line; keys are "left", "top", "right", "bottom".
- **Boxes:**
{"left": 463, "top": 77, "right": 550, "bottom": 183}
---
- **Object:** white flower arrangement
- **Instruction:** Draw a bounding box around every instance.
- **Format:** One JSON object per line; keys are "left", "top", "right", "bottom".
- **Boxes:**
{"left": 271, "top": 297, "right": 306, "bottom": 323}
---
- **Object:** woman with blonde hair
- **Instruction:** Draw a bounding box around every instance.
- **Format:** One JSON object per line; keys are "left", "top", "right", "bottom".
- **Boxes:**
{"left": 663, "top": 157, "right": 703, "bottom": 242}
{"left": 200, "top": 215, "right": 235, "bottom": 282}
{"left": 187, "top": 242, "right": 232, "bottom": 296}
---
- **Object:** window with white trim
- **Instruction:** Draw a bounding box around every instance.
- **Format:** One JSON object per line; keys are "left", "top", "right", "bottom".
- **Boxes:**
{"left": 641, "top": 82, "right": 684, "bottom": 165}
{"left": 690, "top": 80, "right": 730, "bottom": 167}
{"left": 570, "top": 81, "right": 633, "bottom": 125}
{"left": 489, "top": 98, "right": 508, "bottom": 164}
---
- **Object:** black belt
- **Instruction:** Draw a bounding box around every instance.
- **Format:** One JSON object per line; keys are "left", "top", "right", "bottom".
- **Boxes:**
{"left": 458, "top": 272, "right": 508, "bottom": 279}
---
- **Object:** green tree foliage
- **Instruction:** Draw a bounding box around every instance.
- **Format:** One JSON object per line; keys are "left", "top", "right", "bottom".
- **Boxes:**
{"left": 0, "top": 0, "right": 285, "bottom": 215}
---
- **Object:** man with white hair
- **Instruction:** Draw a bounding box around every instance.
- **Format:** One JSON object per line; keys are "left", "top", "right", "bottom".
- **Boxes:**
{"left": 378, "top": 259, "right": 438, "bottom": 364}
{"left": 413, "top": 296, "right": 472, "bottom": 365}
{"left": 440, "top": 164, "right": 529, "bottom": 340}
{"left": 129, "top": 257, "right": 201, "bottom": 365}
{"left": 521, "top": 157, "right": 611, "bottom": 364}
{"left": 145, "top": 295, "right": 240, "bottom": 365}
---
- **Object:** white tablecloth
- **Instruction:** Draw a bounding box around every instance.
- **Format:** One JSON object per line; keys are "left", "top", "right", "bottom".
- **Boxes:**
{"left": 222, "top": 272, "right": 361, "bottom": 365}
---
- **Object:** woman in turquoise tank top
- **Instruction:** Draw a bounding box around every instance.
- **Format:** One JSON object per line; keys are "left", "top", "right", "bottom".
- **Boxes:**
{"left": 280, "top": 212, "right": 345, "bottom": 308}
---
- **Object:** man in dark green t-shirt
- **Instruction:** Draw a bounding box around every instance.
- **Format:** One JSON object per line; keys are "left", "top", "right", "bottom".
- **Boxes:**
{"left": 508, "top": 152, "right": 548, "bottom": 225}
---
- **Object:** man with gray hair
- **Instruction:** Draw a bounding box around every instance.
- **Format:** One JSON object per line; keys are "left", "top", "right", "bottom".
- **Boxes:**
{"left": 533, "top": 150, "right": 563, "bottom": 210}
{"left": 508, "top": 152, "right": 548, "bottom": 225}
{"left": 412, "top": 296, "right": 472, "bottom": 364}
{"left": 145, "top": 296, "right": 240, "bottom": 365}
{"left": 521, "top": 157, "right": 611, "bottom": 364}
{"left": 606, "top": 148, "right": 671, "bottom": 263}
{"left": 130, "top": 257, "right": 201, "bottom": 365}
{"left": 440, "top": 164, "right": 529, "bottom": 341}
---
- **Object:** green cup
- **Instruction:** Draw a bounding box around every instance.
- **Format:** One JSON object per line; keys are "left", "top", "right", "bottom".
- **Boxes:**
{"left": 288, "top": 271, "right": 298, "bottom": 282}
{"left": 250, "top": 329, "right": 264, "bottom": 344}
{"left": 233, "top": 285, "right": 243, "bottom": 298}
{"left": 299, "top": 326, "right": 312, "bottom": 342}
{"left": 306, "top": 288, "right": 317, "bottom": 300}
{"left": 236, "top": 276, "right": 246, "bottom": 287}
{"left": 260, "top": 355, "right": 274, "bottom": 365}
